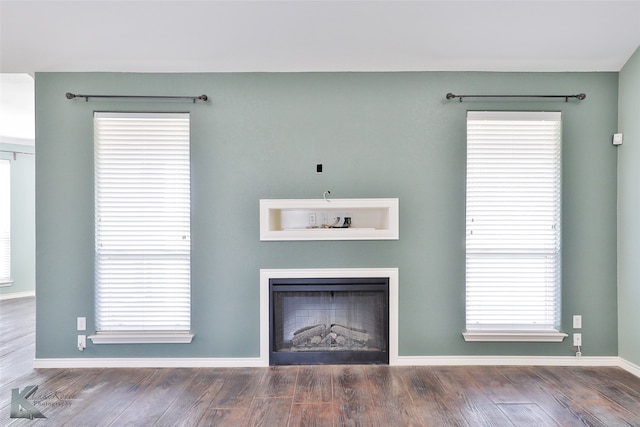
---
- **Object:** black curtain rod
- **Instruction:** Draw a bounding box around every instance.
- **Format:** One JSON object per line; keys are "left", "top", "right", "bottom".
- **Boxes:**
{"left": 65, "top": 93, "right": 208, "bottom": 103}
{"left": 446, "top": 93, "right": 586, "bottom": 102}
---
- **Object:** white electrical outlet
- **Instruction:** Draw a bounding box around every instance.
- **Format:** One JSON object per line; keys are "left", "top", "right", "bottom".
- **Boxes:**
{"left": 77, "top": 335, "right": 86, "bottom": 351}
{"left": 573, "top": 333, "right": 582, "bottom": 347}
{"left": 573, "top": 315, "right": 582, "bottom": 329}
{"left": 309, "top": 213, "right": 316, "bottom": 225}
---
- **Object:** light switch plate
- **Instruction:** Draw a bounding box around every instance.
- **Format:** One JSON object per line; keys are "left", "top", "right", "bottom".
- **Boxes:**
{"left": 77, "top": 317, "right": 86, "bottom": 331}
{"left": 573, "top": 315, "right": 582, "bottom": 329}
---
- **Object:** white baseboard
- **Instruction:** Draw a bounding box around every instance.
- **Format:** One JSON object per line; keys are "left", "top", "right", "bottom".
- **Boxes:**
{"left": 33, "top": 357, "right": 268, "bottom": 369}
{"left": 395, "top": 355, "right": 639, "bottom": 378}
{"left": 33, "top": 355, "right": 640, "bottom": 378}
{"left": 619, "top": 358, "right": 640, "bottom": 377}
{"left": 0, "top": 290, "right": 35, "bottom": 301}
{"left": 30, "top": 354, "right": 640, "bottom": 380}
{"left": 394, "top": 355, "right": 621, "bottom": 367}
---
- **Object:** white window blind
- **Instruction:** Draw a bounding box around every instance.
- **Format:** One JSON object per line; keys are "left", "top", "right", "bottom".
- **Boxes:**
{"left": 465, "top": 111, "right": 562, "bottom": 338}
{"left": 94, "top": 112, "right": 191, "bottom": 336}
{"left": 0, "top": 160, "right": 10, "bottom": 284}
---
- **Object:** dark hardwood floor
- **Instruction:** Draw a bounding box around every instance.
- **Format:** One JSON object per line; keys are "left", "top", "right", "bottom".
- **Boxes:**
{"left": 1, "top": 297, "right": 640, "bottom": 426}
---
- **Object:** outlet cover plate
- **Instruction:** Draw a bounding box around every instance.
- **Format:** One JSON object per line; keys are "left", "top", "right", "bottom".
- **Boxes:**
{"left": 613, "top": 133, "right": 623, "bottom": 145}
{"left": 573, "top": 333, "right": 582, "bottom": 346}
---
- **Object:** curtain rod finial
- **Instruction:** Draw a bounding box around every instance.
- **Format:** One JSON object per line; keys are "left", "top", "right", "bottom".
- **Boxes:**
{"left": 446, "top": 93, "right": 456, "bottom": 100}
{"left": 65, "top": 92, "right": 76, "bottom": 99}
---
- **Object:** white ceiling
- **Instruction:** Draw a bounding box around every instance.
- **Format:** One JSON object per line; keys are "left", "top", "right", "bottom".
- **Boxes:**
{"left": 1, "top": 1, "right": 639, "bottom": 143}
{"left": 1, "top": 1, "right": 639, "bottom": 73}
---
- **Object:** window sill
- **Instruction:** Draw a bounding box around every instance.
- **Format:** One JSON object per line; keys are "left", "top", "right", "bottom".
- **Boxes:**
{"left": 463, "top": 331, "right": 568, "bottom": 343}
{"left": 88, "top": 332, "right": 194, "bottom": 344}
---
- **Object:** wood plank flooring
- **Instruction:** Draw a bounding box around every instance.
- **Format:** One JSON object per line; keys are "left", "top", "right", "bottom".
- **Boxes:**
{"left": 2, "top": 297, "right": 640, "bottom": 426}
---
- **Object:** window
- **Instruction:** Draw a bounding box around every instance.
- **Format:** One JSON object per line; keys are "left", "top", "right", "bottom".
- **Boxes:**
{"left": 0, "top": 159, "right": 10, "bottom": 285}
{"left": 92, "top": 112, "right": 192, "bottom": 344}
{"left": 464, "top": 111, "right": 565, "bottom": 342}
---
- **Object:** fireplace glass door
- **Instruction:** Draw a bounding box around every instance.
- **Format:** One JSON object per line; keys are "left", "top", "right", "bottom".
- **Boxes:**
{"left": 269, "top": 278, "right": 389, "bottom": 365}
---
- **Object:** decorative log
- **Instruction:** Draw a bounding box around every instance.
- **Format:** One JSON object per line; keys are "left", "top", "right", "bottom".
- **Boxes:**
{"left": 292, "top": 324, "right": 326, "bottom": 346}
{"left": 293, "top": 324, "right": 321, "bottom": 335}
{"left": 320, "top": 332, "right": 337, "bottom": 345}
{"left": 330, "top": 324, "right": 369, "bottom": 343}
{"left": 332, "top": 323, "right": 367, "bottom": 333}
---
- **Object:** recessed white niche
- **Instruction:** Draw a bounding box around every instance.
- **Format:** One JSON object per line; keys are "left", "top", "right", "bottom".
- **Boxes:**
{"left": 259, "top": 198, "right": 399, "bottom": 241}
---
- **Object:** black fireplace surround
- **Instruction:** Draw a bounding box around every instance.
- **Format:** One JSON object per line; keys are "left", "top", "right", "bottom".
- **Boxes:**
{"left": 269, "top": 277, "right": 389, "bottom": 365}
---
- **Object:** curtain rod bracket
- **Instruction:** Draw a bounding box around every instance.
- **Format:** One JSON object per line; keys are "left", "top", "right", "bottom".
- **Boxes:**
{"left": 65, "top": 92, "right": 209, "bottom": 103}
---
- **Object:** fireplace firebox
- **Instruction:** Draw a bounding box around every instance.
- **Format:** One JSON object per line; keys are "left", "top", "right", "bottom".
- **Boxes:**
{"left": 269, "top": 277, "right": 389, "bottom": 365}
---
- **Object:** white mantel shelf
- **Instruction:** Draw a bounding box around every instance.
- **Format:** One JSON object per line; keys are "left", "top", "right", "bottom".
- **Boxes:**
{"left": 260, "top": 198, "right": 399, "bottom": 241}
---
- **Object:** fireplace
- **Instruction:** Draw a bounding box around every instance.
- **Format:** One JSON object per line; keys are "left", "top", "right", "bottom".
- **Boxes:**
{"left": 269, "top": 277, "right": 389, "bottom": 365}
{"left": 260, "top": 268, "right": 399, "bottom": 366}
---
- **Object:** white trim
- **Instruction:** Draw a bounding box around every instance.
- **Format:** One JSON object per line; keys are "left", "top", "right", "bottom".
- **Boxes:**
{"left": 88, "top": 332, "right": 194, "bottom": 345}
{"left": 619, "top": 357, "right": 640, "bottom": 378}
{"left": 463, "top": 331, "right": 568, "bottom": 343}
{"left": 31, "top": 356, "right": 639, "bottom": 377}
{"left": 394, "top": 355, "right": 620, "bottom": 367}
{"left": 0, "top": 290, "right": 35, "bottom": 301}
{"left": 259, "top": 198, "right": 399, "bottom": 241}
{"left": 33, "top": 357, "right": 267, "bottom": 369}
{"left": 260, "top": 268, "right": 399, "bottom": 366}
{"left": 468, "top": 111, "right": 562, "bottom": 122}
{"left": 95, "top": 112, "right": 189, "bottom": 120}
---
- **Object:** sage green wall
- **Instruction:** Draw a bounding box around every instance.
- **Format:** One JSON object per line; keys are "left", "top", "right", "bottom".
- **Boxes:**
{"left": 35, "top": 72, "right": 618, "bottom": 359}
{"left": 0, "top": 142, "right": 35, "bottom": 297}
{"left": 618, "top": 46, "right": 640, "bottom": 366}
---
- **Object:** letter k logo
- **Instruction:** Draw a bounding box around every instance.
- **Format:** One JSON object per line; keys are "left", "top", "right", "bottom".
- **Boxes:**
{"left": 10, "top": 386, "right": 46, "bottom": 419}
